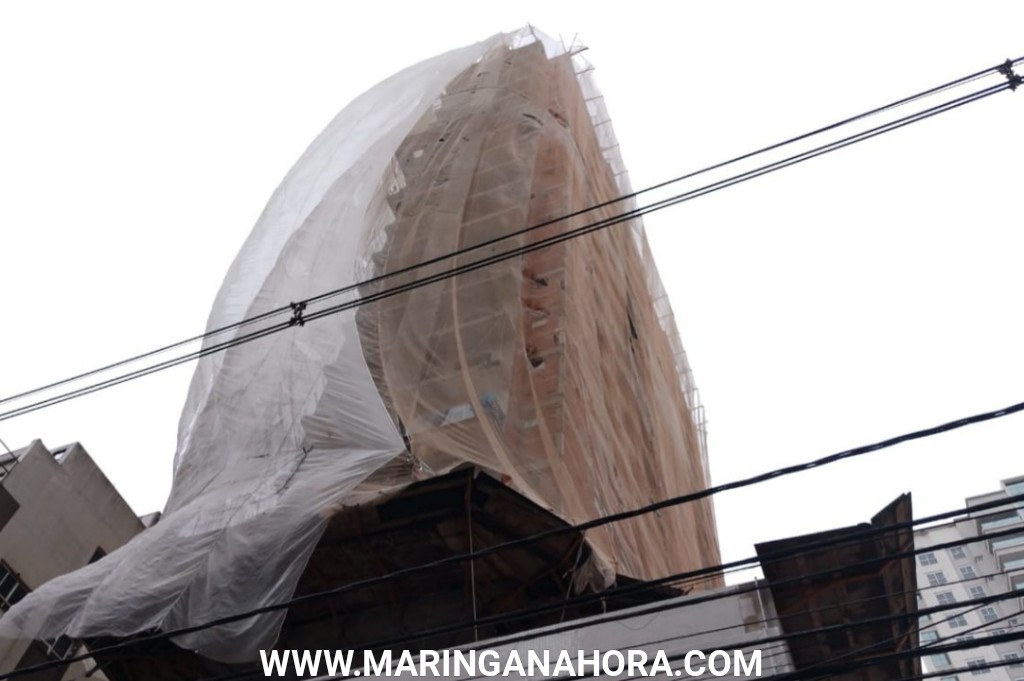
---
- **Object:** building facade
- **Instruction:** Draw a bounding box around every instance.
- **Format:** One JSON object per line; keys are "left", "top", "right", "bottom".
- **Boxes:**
{"left": 0, "top": 440, "right": 145, "bottom": 679}
{"left": 916, "top": 476, "right": 1024, "bottom": 679}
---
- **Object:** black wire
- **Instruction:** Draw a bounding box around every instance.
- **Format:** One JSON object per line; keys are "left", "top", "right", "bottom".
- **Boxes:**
{"left": 789, "top": 589, "right": 1024, "bottom": 681}
{"left": 569, "top": 595, "right": 1024, "bottom": 681}
{"left": 9, "top": 497, "right": 1023, "bottom": 681}
{"left": 766, "top": 627, "right": 1024, "bottom": 681}
{"left": 449, "top": 568, "right": 1018, "bottom": 681}
{"left": 610, "top": 598, "right": 1015, "bottom": 681}
{"left": 93, "top": 402, "right": 1024, "bottom": 653}
{"left": 1, "top": 60, "right": 1022, "bottom": 681}
{"left": 261, "top": 492, "right": 1024, "bottom": 656}
{"left": 444, "top": 525, "right": 1024, "bottom": 658}
{"left": 223, "top": 589, "right": 1024, "bottom": 681}
{"left": 303, "top": 81, "right": 1014, "bottom": 324}
{"left": 0, "top": 79, "right": 1014, "bottom": 426}
{"left": 892, "top": 657, "right": 1024, "bottom": 681}
{"left": 644, "top": 566, "right": 1014, "bottom": 674}
{"left": 3, "top": 54, "right": 1018, "bottom": 412}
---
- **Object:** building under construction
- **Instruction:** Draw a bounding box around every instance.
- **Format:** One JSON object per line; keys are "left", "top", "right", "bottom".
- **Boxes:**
{"left": 350, "top": 35, "right": 720, "bottom": 588}
{"left": 0, "top": 29, "right": 724, "bottom": 675}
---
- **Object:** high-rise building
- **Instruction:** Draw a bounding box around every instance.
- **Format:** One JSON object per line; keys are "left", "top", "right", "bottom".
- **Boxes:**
{"left": 352, "top": 35, "right": 719, "bottom": 588}
{"left": 0, "top": 29, "right": 720, "bottom": 671}
{"left": 915, "top": 476, "right": 1024, "bottom": 678}
{"left": 0, "top": 441, "right": 145, "bottom": 679}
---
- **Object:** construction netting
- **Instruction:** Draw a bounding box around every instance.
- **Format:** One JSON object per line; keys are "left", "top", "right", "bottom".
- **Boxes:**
{"left": 0, "top": 28, "right": 719, "bottom": 662}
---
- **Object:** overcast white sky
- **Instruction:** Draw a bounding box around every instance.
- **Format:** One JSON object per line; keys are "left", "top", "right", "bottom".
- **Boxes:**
{"left": 1, "top": 1, "right": 1022, "bottom": 577}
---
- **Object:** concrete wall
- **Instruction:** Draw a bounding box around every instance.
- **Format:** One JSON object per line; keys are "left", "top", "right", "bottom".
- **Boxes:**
{"left": 0, "top": 440, "right": 145, "bottom": 677}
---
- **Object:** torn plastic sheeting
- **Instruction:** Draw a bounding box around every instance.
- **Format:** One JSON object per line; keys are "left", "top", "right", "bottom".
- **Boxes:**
{"left": 0, "top": 33, "right": 505, "bottom": 663}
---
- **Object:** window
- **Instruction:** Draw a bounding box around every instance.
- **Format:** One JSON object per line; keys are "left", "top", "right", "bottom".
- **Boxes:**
{"left": 930, "top": 653, "right": 952, "bottom": 669}
{"left": 920, "top": 552, "right": 939, "bottom": 566}
{"left": 960, "top": 565, "right": 977, "bottom": 579}
{"left": 921, "top": 630, "right": 940, "bottom": 644}
{"left": 957, "top": 635, "right": 975, "bottom": 642}
{"left": 966, "top": 658, "right": 988, "bottom": 675}
{"left": 41, "top": 635, "right": 76, "bottom": 660}
{"left": 992, "top": 533, "right": 1024, "bottom": 551}
{"left": 969, "top": 586, "right": 987, "bottom": 599}
{"left": 980, "top": 607, "right": 999, "bottom": 622}
{"left": 991, "top": 629, "right": 1006, "bottom": 637}
{"left": 1002, "top": 554, "right": 1024, "bottom": 572}
{"left": 937, "top": 591, "right": 957, "bottom": 605}
{"left": 950, "top": 614, "right": 970, "bottom": 628}
{"left": 1010, "top": 618, "right": 1020, "bottom": 627}
{"left": 951, "top": 546, "right": 968, "bottom": 560}
{"left": 0, "top": 563, "right": 28, "bottom": 611}
{"left": 928, "top": 571, "right": 949, "bottom": 586}
{"left": 980, "top": 512, "right": 1020, "bottom": 532}
{"left": 1006, "top": 481, "right": 1024, "bottom": 497}
{"left": 1004, "top": 653, "right": 1024, "bottom": 669}
{"left": 939, "top": 677, "right": 960, "bottom": 681}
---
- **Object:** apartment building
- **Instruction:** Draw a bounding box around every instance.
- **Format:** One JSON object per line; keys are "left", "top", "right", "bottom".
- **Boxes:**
{"left": 0, "top": 440, "right": 144, "bottom": 679}
{"left": 916, "top": 476, "right": 1024, "bottom": 679}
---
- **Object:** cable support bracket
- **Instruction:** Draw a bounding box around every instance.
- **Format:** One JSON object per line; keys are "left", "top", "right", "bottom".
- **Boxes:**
{"left": 288, "top": 301, "right": 307, "bottom": 327}
{"left": 998, "top": 59, "right": 1022, "bottom": 91}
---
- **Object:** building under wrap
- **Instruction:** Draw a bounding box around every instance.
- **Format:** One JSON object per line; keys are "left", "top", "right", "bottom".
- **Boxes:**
{"left": 0, "top": 29, "right": 721, "bottom": 667}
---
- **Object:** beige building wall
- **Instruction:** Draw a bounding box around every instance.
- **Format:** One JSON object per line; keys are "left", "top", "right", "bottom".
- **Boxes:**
{"left": 0, "top": 441, "right": 145, "bottom": 679}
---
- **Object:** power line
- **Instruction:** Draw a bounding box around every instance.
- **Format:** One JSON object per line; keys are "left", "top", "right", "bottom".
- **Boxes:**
{"left": 448, "top": 525, "right": 1024, "bottom": 660}
{"left": 2, "top": 55, "right": 1018, "bottom": 413}
{"left": 450, "top": 567, "right": 1021, "bottom": 681}
{"left": 197, "top": 560, "right": 1024, "bottom": 681}
{"left": 893, "top": 655, "right": 1024, "bottom": 681}
{"left": 636, "top": 596, "right": 1021, "bottom": 681}
{"left": 44, "top": 400, "right": 1022, "bottom": 663}
{"left": 789, "top": 585, "right": 1024, "bottom": 681}
{"left": 2, "top": 56, "right": 1022, "bottom": 681}
{"left": 1, "top": 64, "right": 1021, "bottom": 424}
{"left": 9, "top": 492, "right": 1024, "bottom": 681}
{"left": 269, "top": 492, "right": 1024, "bottom": 657}
{"left": 768, "top": 627, "right": 1024, "bottom": 681}
{"left": 659, "top": 564, "right": 1016, "bottom": 676}
{"left": 598, "top": 593, "right": 1024, "bottom": 681}
{"left": 0, "top": 81, "right": 1015, "bottom": 423}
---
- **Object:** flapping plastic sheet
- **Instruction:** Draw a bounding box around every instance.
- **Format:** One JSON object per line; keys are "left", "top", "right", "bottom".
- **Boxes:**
{"left": 0, "top": 32, "right": 505, "bottom": 662}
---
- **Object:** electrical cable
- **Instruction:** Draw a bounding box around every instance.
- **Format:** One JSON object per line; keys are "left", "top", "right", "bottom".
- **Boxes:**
{"left": 271, "top": 492, "right": 1024, "bottom": 656}
{"left": 198, "top": 565, "right": 1024, "bottom": 681}
{"left": 8, "top": 494, "right": 1023, "bottom": 681}
{"left": 639, "top": 565, "right": 1015, "bottom": 675}
{"left": 787, "top": 587, "right": 1024, "bottom": 681}
{"left": 449, "top": 567, "right": 1020, "bottom": 681}
{"left": 763, "top": 627, "right": 1024, "bottom": 681}
{"left": 454, "top": 529, "right": 1024, "bottom": 663}
{"left": 63, "top": 435, "right": 1024, "bottom": 667}
{"left": 570, "top": 596, "right": 1024, "bottom": 681}
{"left": 0, "top": 69, "right": 1020, "bottom": 424}
{"left": 2, "top": 55, "right": 1019, "bottom": 412}
{"left": 2, "top": 58, "right": 1023, "bottom": 681}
